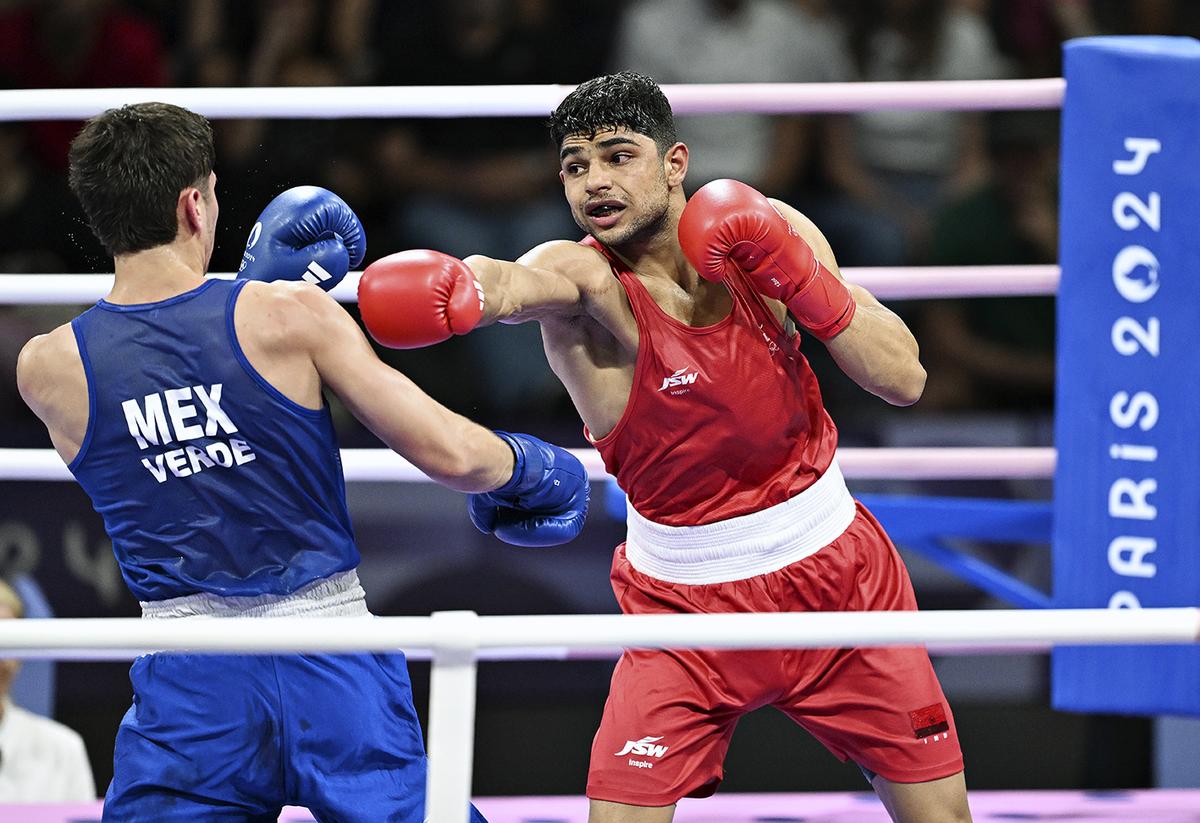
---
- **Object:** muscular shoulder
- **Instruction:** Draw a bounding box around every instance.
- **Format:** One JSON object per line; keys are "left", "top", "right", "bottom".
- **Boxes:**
{"left": 519, "top": 240, "right": 617, "bottom": 298}
{"left": 238, "top": 278, "right": 332, "bottom": 314}
{"left": 521, "top": 240, "right": 638, "bottom": 352}
{"left": 16, "top": 322, "right": 81, "bottom": 415}
{"left": 235, "top": 279, "right": 343, "bottom": 348}
{"left": 17, "top": 322, "right": 77, "bottom": 372}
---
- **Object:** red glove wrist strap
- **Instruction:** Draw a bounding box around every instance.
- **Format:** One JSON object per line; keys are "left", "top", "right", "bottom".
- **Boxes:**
{"left": 785, "top": 262, "right": 857, "bottom": 341}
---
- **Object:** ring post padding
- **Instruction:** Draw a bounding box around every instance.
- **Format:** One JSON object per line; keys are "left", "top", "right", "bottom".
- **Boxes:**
{"left": 1052, "top": 36, "right": 1200, "bottom": 716}
{"left": 426, "top": 610, "right": 480, "bottom": 823}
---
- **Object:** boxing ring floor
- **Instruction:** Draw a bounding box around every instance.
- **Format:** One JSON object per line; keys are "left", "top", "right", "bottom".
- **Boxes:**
{"left": 6, "top": 790, "right": 1200, "bottom": 822}
{"left": 478, "top": 790, "right": 1200, "bottom": 821}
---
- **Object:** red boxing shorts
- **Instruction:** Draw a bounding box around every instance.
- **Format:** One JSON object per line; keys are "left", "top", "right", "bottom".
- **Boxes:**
{"left": 586, "top": 503, "right": 964, "bottom": 807}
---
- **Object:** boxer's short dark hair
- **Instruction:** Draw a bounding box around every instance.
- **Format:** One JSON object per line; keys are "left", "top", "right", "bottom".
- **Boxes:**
{"left": 69, "top": 102, "right": 215, "bottom": 256}
{"left": 549, "top": 71, "right": 678, "bottom": 154}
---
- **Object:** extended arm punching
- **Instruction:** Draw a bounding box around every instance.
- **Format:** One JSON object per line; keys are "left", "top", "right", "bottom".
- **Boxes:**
{"left": 356, "top": 242, "right": 609, "bottom": 350}
{"left": 679, "top": 179, "right": 925, "bottom": 406}
{"left": 256, "top": 282, "right": 587, "bottom": 545}
{"left": 240, "top": 192, "right": 590, "bottom": 546}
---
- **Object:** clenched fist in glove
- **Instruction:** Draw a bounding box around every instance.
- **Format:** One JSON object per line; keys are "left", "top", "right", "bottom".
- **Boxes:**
{"left": 238, "top": 186, "right": 366, "bottom": 292}
{"left": 469, "top": 432, "right": 589, "bottom": 548}
{"left": 357, "top": 250, "right": 485, "bottom": 349}
{"left": 678, "top": 179, "right": 855, "bottom": 341}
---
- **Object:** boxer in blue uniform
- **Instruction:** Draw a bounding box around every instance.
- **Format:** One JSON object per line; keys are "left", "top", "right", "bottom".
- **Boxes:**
{"left": 15, "top": 102, "right": 588, "bottom": 822}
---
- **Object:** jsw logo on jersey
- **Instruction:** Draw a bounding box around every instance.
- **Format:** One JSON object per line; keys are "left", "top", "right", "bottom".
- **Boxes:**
{"left": 614, "top": 736, "right": 670, "bottom": 758}
{"left": 657, "top": 367, "right": 700, "bottom": 392}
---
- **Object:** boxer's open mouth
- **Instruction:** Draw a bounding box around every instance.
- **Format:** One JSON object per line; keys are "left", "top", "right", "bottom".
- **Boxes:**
{"left": 585, "top": 200, "right": 624, "bottom": 217}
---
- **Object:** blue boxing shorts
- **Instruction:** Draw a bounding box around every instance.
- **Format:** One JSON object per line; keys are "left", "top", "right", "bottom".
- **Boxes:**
{"left": 103, "top": 651, "right": 488, "bottom": 822}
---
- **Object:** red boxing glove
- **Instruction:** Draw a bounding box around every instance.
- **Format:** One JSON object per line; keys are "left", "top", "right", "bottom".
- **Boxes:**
{"left": 357, "top": 250, "right": 485, "bottom": 349}
{"left": 678, "top": 179, "right": 856, "bottom": 341}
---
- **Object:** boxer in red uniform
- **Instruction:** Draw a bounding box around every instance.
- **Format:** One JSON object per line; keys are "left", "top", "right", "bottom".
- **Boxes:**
{"left": 357, "top": 72, "right": 972, "bottom": 823}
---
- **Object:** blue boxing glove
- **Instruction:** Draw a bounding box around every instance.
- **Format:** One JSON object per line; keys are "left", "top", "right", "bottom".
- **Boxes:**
{"left": 469, "top": 432, "right": 589, "bottom": 548}
{"left": 238, "top": 186, "right": 366, "bottom": 291}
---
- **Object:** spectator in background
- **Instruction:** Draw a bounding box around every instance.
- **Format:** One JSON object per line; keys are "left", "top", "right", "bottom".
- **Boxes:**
{"left": 371, "top": 0, "right": 615, "bottom": 420}
{"left": 0, "top": 124, "right": 98, "bottom": 446}
{"left": 0, "top": 0, "right": 167, "bottom": 174}
{"left": 915, "top": 110, "right": 1058, "bottom": 413}
{"left": 0, "top": 125, "right": 93, "bottom": 274}
{"left": 1091, "top": 0, "right": 1200, "bottom": 40}
{"left": 986, "top": 0, "right": 1099, "bottom": 78}
{"left": 373, "top": 0, "right": 591, "bottom": 261}
{"left": 174, "top": 0, "right": 380, "bottom": 274}
{"left": 0, "top": 0, "right": 163, "bottom": 280}
{"left": 177, "top": 0, "right": 377, "bottom": 88}
{"left": 0, "top": 578, "right": 95, "bottom": 802}
{"left": 611, "top": 0, "right": 843, "bottom": 197}
{"left": 815, "top": 0, "right": 1005, "bottom": 266}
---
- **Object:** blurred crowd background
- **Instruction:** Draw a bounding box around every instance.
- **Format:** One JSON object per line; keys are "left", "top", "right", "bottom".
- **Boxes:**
{"left": 1, "top": 0, "right": 1198, "bottom": 803}
{"left": 10, "top": 0, "right": 1200, "bottom": 441}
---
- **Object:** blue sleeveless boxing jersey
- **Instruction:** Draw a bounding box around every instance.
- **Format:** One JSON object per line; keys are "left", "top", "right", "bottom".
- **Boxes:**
{"left": 69, "top": 278, "right": 359, "bottom": 601}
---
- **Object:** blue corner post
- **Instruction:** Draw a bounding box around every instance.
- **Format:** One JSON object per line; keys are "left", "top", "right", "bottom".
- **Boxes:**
{"left": 1053, "top": 36, "right": 1200, "bottom": 717}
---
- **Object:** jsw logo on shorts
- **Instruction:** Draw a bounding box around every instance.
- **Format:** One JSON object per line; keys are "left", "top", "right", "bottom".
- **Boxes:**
{"left": 658, "top": 368, "right": 699, "bottom": 392}
{"left": 614, "top": 736, "right": 669, "bottom": 758}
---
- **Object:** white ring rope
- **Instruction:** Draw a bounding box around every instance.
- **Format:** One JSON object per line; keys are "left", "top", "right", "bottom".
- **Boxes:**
{"left": 845, "top": 265, "right": 1059, "bottom": 299}
{"left": 0, "top": 608, "right": 1195, "bottom": 661}
{"left": 0, "top": 446, "right": 1056, "bottom": 483}
{"left": 0, "top": 265, "right": 1060, "bottom": 305}
{"left": 0, "top": 79, "right": 1065, "bottom": 121}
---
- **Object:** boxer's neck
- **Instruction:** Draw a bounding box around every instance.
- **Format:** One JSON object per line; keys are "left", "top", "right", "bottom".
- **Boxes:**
{"left": 107, "top": 243, "right": 208, "bottom": 305}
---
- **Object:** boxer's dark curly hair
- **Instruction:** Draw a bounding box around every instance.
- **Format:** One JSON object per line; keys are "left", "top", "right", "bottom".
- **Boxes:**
{"left": 69, "top": 102, "right": 215, "bottom": 256}
{"left": 549, "top": 71, "right": 678, "bottom": 154}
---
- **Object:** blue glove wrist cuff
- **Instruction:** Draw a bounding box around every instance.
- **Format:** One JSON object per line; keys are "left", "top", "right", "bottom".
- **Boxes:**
{"left": 493, "top": 431, "right": 544, "bottom": 496}
{"left": 469, "top": 431, "right": 589, "bottom": 548}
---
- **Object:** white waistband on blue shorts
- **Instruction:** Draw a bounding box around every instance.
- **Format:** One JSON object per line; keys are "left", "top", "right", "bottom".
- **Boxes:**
{"left": 624, "top": 460, "right": 858, "bottom": 585}
{"left": 140, "top": 569, "right": 371, "bottom": 619}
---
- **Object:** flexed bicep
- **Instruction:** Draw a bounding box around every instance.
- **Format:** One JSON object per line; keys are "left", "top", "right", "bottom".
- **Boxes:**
{"left": 721, "top": 192, "right": 925, "bottom": 406}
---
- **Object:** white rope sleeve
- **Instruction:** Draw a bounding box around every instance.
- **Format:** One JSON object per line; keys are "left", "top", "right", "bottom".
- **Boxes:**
{"left": 0, "top": 265, "right": 1060, "bottom": 305}
{"left": 843, "top": 265, "right": 1059, "bottom": 298}
{"left": 0, "top": 79, "right": 1065, "bottom": 121}
{"left": 0, "top": 447, "right": 1055, "bottom": 483}
{"left": 0, "top": 608, "right": 1193, "bottom": 660}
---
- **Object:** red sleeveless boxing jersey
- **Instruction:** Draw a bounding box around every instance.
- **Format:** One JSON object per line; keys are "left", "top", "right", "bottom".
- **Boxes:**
{"left": 583, "top": 237, "right": 838, "bottom": 526}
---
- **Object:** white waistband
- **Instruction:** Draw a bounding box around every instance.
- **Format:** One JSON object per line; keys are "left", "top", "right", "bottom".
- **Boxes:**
{"left": 625, "top": 460, "right": 857, "bottom": 585}
{"left": 140, "top": 569, "right": 370, "bottom": 618}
